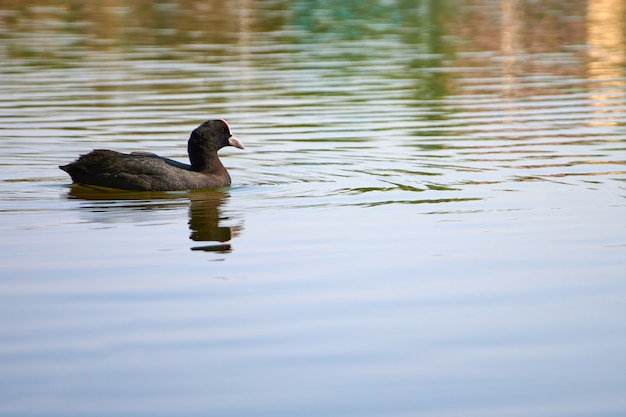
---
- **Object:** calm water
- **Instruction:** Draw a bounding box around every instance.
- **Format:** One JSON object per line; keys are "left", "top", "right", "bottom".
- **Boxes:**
{"left": 1, "top": 0, "right": 626, "bottom": 416}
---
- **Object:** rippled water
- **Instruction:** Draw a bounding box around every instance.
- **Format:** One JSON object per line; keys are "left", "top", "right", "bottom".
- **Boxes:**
{"left": 1, "top": 1, "right": 626, "bottom": 416}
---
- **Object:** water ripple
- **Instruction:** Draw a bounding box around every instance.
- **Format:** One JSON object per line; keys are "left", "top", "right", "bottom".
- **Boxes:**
{"left": 0, "top": 1, "right": 624, "bottom": 214}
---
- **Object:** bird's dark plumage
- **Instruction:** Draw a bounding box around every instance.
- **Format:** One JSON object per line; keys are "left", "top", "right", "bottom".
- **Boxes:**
{"left": 59, "top": 119, "right": 244, "bottom": 191}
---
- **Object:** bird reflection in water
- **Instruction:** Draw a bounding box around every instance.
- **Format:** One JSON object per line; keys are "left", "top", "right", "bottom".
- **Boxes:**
{"left": 187, "top": 191, "right": 241, "bottom": 253}
{"left": 66, "top": 186, "right": 241, "bottom": 253}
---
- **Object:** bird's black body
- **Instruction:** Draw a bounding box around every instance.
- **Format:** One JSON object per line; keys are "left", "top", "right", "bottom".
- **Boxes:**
{"left": 60, "top": 119, "right": 244, "bottom": 191}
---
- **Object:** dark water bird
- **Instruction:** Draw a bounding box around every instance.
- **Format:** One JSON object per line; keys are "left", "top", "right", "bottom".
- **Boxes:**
{"left": 60, "top": 119, "right": 244, "bottom": 191}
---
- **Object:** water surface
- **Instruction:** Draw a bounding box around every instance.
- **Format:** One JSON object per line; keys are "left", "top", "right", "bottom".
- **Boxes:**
{"left": 1, "top": 1, "right": 626, "bottom": 416}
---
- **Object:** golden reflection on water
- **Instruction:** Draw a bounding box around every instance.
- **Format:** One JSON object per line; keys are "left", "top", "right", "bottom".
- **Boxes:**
{"left": 501, "top": 0, "right": 524, "bottom": 97}
{"left": 236, "top": 0, "right": 254, "bottom": 106}
{"left": 587, "top": 0, "right": 626, "bottom": 126}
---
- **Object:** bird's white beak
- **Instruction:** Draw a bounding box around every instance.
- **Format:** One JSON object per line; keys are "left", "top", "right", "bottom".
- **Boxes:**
{"left": 228, "top": 135, "right": 245, "bottom": 150}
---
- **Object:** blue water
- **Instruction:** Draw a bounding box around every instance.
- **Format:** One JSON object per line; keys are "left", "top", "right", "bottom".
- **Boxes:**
{"left": 1, "top": 1, "right": 626, "bottom": 416}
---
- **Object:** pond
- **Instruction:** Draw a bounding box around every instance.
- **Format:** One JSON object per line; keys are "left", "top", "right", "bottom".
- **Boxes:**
{"left": 1, "top": 0, "right": 626, "bottom": 416}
